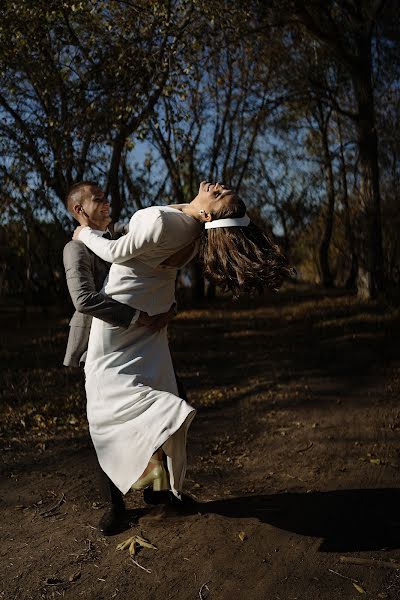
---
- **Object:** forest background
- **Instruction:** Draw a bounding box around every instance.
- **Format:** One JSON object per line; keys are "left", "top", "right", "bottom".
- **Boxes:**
{"left": 1, "top": 0, "right": 399, "bottom": 306}
{"left": 2, "top": 3, "right": 400, "bottom": 598}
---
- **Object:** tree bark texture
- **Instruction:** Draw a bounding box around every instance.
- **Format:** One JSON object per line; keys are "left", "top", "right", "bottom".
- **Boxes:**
{"left": 318, "top": 109, "right": 335, "bottom": 288}
{"left": 351, "top": 38, "right": 384, "bottom": 298}
{"left": 106, "top": 130, "right": 126, "bottom": 222}
{"left": 337, "top": 114, "right": 358, "bottom": 289}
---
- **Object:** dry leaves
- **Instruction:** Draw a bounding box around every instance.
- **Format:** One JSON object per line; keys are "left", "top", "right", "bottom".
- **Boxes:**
{"left": 352, "top": 582, "right": 366, "bottom": 594}
{"left": 116, "top": 534, "right": 157, "bottom": 557}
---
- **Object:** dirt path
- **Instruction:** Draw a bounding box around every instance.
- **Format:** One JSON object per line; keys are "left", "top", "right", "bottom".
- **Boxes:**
{"left": 1, "top": 289, "right": 400, "bottom": 600}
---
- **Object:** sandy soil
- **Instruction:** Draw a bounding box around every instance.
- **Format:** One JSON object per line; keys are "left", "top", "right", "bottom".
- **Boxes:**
{"left": 1, "top": 288, "right": 400, "bottom": 600}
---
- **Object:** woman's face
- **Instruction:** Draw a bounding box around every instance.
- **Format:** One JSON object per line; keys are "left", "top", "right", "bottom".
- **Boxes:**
{"left": 194, "top": 181, "right": 236, "bottom": 214}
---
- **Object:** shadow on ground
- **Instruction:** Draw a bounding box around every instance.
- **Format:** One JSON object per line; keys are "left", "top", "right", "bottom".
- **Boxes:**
{"left": 193, "top": 488, "right": 400, "bottom": 552}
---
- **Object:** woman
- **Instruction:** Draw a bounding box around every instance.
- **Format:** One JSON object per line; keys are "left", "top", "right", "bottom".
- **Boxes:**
{"left": 73, "top": 181, "right": 291, "bottom": 501}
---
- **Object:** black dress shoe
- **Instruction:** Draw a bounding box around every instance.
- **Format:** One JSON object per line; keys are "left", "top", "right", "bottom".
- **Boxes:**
{"left": 143, "top": 488, "right": 197, "bottom": 509}
{"left": 143, "top": 488, "right": 169, "bottom": 505}
{"left": 98, "top": 504, "right": 126, "bottom": 536}
{"left": 167, "top": 491, "right": 197, "bottom": 510}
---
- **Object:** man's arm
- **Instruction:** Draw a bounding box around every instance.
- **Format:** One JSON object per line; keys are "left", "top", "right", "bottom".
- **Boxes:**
{"left": 63, "top": 241, "right": 137, "bottom": 328}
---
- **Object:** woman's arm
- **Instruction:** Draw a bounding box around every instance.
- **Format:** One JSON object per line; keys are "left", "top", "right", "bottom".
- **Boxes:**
{"left": 75, "top": 209, "right": 164, "bottom": 263}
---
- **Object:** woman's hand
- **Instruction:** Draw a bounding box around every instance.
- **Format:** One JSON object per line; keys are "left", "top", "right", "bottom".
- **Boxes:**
{"left": 72, "top": 225, "right": 88, "bottom": 240}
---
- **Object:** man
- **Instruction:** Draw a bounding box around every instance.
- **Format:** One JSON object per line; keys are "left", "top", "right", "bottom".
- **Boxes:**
{"left": 63, "top": 181, "right": 175, "bottom": 535}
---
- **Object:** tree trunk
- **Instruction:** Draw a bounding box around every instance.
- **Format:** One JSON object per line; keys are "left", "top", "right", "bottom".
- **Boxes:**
{"left": 122, "top": 156, "right": 144, "bottom": 210}
{"left": 207, "top": 281, "right": 216, "bottom": 300}
{"left": 192, "top": 260, "right": 205, "bottom": 299}
{"left": 106, "top": 130, "right": 126, "bottom": 221}
{"left": 319, "top": 114, "right": 335, "bottom": 288}
{"left": 337, "top": 114, "right": 358, "bottom": 289}
{"left": 351, "top": 38, "right": 384, "bottom": 298}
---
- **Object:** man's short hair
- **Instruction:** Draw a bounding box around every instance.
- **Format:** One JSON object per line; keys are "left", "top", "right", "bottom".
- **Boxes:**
{"left": 66, "top": 181, "right": 98, "bottom": 216}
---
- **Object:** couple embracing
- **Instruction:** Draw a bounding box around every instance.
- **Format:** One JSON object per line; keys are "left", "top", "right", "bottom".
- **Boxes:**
{"left": 63, "top": 180, "right": 290, "bottom": 535}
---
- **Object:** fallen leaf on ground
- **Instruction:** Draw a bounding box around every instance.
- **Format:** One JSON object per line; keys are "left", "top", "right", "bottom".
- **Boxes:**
{"left": 238, "top": 531, "right": 247, "bottom": 541}
{"left": 116, "top": 537, "right": 134, "bottom": 551}
{"left": 135, "top": 535, "right": 157, "bottom": 550}
{"left": 116, "top": 534, "right": 157, "bottom": 555}
{"left": 128, "top": 540, "right": 137, "bottom": 556}
{"left": 352, "top": 582, "right": 366, "bottom": 594}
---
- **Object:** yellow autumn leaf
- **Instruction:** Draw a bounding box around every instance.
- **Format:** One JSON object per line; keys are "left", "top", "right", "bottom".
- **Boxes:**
{"left": 238, "top": 531, "right": 247, "bottom": 541}
{"left": 116, "top": 537, "right": 134, "bottom": 551}
{"left": 135, "top": 535, "right": 157, "bottom": 550}
{"left": 352, "top": 582, "right": 366, "bottom": 594}
{"left": 128, "top": 540, "right": 137, "bottom": 556}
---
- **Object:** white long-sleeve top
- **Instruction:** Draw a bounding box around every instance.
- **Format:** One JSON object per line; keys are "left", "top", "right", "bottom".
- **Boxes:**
{"left": 78, "top": 206, "right": 202, "bottom": 315}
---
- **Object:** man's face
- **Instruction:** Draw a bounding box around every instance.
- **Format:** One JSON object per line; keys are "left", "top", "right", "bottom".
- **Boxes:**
{"left": 79, "top": 186, "right": 111, "bottom": 227}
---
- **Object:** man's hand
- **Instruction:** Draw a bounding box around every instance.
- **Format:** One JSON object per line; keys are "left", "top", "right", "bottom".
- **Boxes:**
{"left": 137, "top": 304, "right": 176, "bottom": 332}
{"left": 72, "top": 225, "right": 89, "bottom": 240}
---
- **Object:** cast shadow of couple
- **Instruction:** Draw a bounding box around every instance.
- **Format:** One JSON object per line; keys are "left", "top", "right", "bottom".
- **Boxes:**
{"left": 128, "top": 487, "right": 400, "bottom": 552}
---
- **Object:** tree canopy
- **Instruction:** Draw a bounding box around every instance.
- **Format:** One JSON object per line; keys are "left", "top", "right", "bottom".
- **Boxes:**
{"left": 0, "top": 0, "right": 399, "bottom": 301}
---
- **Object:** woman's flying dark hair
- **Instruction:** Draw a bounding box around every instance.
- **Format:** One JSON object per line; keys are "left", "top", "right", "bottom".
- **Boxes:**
{"left": 199, "top": 194, "right": 294, "bottom": 298}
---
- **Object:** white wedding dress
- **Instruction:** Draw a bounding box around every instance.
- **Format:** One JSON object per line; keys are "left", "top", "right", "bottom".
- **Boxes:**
{"left": 78, "top": 206, "right": 202, "bottom": 496}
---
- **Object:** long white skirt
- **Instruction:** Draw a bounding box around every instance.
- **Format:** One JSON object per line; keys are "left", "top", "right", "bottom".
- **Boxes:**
{"left": 84, "top": 317, "right": 196, "bottom": 496}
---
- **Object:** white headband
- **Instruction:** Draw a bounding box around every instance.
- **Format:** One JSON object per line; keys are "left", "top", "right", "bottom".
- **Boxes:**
{"left": 205, "top": 214, "right": 250, "bottom": 229}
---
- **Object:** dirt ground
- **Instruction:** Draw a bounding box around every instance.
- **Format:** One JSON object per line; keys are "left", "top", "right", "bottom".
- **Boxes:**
{"left": 1, "top": 287, "right": 400, "bottom": 600}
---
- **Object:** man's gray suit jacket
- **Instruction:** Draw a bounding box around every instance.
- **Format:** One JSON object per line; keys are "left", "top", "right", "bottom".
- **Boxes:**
{"left": 63, "top": 236, "right": 135, "bottom": 367}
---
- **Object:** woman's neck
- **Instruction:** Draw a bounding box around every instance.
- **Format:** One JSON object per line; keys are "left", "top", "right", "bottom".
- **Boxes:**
{"left": 168, "top": 202, "right": 201, "bottom": 222}
{"left": 180, "top": 204, "right": 201, "bottom": 221}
